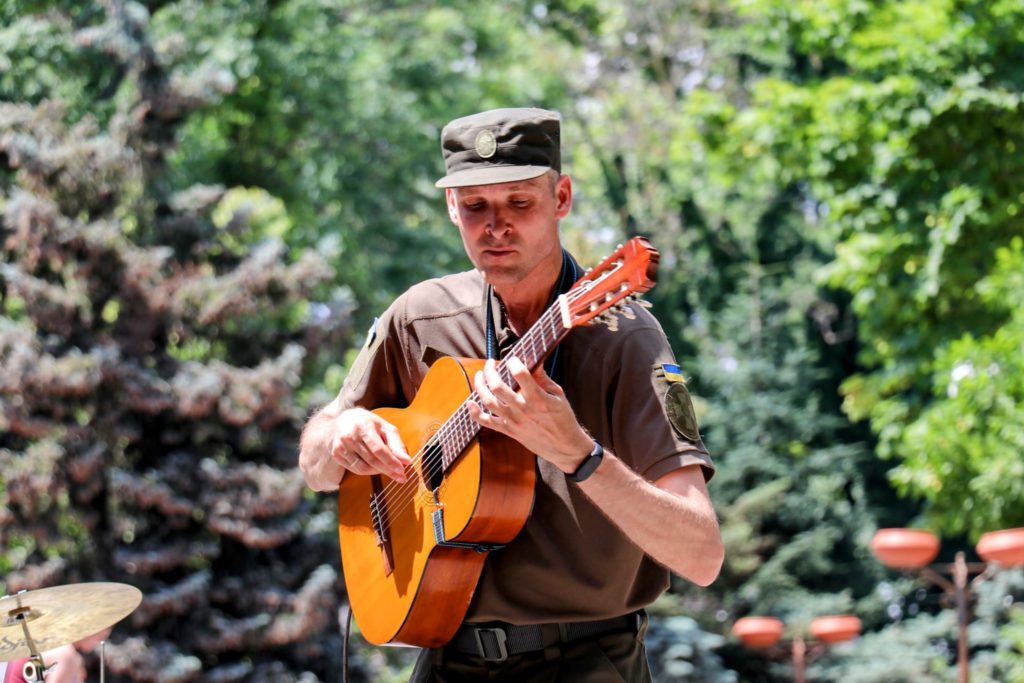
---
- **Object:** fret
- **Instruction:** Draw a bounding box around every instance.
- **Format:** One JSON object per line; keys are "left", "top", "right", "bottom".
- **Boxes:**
{"left": 542, "top": 312, "right": 555, "bottom": 348}
{"left": 442, "top": 404, "right": 477, "bottom": 470}
{"left": 552, "top": 306, "right": 564, "bottom": 336}
{"left": 499, "top": 361, "right": 514, "bottom": 388}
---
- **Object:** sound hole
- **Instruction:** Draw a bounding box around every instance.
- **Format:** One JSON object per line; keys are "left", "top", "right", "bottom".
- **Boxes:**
{"left": 422, "top": 440, "right": 444, "bottom": 491}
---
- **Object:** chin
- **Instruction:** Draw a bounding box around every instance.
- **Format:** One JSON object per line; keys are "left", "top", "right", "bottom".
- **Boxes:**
{"left": 478, "top": 267, "right": 524, "bottom": 288}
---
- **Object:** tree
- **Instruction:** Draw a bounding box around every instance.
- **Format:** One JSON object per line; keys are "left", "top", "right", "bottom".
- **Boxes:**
{"left": 558, "top": 2, "right": 924, "bottom": 679}
{"left": 153, "top": 0, "right": 587, "bottom": 324}
{"left": 726, "top": 0, "right": 1024, "bottom": 537}
{"left": 0, "top": 1, "right": 605, "bottom": 679}
{"left": 1, "top": 3, "right": 348, "bottom": 680}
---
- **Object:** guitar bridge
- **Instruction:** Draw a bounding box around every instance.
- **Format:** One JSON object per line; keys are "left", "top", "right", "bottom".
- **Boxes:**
{"left": 431, "top": 504, "right": 505, "bottom": 554}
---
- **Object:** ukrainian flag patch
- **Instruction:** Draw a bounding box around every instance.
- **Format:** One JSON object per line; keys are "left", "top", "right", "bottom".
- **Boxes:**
{"left": 660, "top": 363, "right": 687, "bottom": 384}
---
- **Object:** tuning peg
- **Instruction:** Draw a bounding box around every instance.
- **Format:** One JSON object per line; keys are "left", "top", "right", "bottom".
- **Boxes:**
{"left": 621, "top": 305, "right": 636, "bottom": 320}
{"left": 593, "top": 313, "right": 618, "bottom": 331}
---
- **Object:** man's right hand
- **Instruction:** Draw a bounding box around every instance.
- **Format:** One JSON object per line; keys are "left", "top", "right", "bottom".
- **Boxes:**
{"left": 328, "top": 408, "right": 411, "bottom": 482}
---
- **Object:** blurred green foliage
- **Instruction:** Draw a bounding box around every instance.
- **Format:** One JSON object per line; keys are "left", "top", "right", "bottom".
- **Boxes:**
{"left": 727, "top": 0, "right": 1024, "bottom": 538}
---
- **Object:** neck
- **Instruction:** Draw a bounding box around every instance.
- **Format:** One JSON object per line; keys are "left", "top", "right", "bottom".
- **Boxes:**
{"left": 493, "top": 252, "right": 564, "bottom": 334}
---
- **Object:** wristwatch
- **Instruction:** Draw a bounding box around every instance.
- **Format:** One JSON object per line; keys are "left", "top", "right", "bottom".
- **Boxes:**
{"left": 567, "top": 441, "right": 604, "bottom": 483}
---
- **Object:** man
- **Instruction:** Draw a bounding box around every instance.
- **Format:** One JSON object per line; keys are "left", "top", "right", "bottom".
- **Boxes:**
{"left": 299, "top": 107, "right": 723, "bottom": 682}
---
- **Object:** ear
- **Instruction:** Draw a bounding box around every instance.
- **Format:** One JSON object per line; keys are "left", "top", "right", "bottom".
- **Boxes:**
{"left": 446, "top": 188, "right": 461, "bottom": 225}
{"left": 554, "top": 174, "right": 572, "bottom": 220}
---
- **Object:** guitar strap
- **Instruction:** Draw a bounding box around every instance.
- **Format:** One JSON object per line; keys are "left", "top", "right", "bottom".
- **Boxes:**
{"left": 485, "top": 249, "right": 580, "bottom": 384}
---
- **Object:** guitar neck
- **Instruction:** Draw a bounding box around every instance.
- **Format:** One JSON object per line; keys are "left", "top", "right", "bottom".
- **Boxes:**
{"left": 428, "top": 236, "right": 659, "bottom": 476}
{"left": 435, "top": 297, "right": 570, "bottom": 473}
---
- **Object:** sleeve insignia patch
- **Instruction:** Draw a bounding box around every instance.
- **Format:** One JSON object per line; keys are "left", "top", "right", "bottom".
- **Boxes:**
{"left": 665, "top": 382, "right": 700, "bottom": 442}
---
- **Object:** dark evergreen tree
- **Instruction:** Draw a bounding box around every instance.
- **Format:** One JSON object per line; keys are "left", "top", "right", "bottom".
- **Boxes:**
{"left": 1, "top": 4, "right": 349, "bottom": 680}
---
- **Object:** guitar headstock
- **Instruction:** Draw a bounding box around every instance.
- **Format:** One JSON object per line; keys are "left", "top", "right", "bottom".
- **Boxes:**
{"left": 563, "top": 237, "right": 660, "bottom": 331}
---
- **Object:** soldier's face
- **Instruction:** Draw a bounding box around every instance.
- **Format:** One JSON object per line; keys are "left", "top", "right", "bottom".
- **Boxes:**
{"left": 447, "top": 173, "right": 572, "bottom": 289}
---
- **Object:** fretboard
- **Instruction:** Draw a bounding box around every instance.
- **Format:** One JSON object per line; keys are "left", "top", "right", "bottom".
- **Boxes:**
{"left": 433, "top": 297, "right": 571, "bottom": 474}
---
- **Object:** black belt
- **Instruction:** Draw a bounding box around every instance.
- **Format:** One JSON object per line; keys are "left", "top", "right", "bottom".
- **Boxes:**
{"left": 450, "top": 611, "right": 643, "bottom": 663}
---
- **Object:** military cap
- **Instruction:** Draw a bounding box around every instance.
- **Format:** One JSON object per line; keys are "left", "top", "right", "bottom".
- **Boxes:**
{"left": 435, "top": 107, "right": 561, "bottom": 188}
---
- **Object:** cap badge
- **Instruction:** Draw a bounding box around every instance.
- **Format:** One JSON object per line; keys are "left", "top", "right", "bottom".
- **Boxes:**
{"left": 474, "top": 129, "right": 497, "bottom": 159}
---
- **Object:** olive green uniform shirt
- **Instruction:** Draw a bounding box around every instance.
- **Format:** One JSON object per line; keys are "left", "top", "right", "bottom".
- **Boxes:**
{"left": 338, "top": 265, "right": 714, "bottom": 625}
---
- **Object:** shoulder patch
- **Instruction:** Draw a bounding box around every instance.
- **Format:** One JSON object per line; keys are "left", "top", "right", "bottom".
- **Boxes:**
{"left": 665, "top": 382, "right": 700, "bottom": 441}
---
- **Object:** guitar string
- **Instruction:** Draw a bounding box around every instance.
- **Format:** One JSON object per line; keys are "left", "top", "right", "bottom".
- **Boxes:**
{"left": 370, "top": 296, "right": 573, "bottom": 530}
{"left": 367, "top": 285, "right": 588, "bottom": 530}
{"left": 367, "top": 317, "right": 558, "bottom": 534}
{"left": 373, "top": 306, "right": 591, "bottom": 534}
{"left": 369, "top": 269, "right": 635, "bottom": 535}
{"left": 370, "top": 269, "right": 636, "bottom": 532}
{"left": 372, "top": 292, "right": 645, "bottom": 537}
{"left": 367, "top": 265, "right": 632, "bottom": 534}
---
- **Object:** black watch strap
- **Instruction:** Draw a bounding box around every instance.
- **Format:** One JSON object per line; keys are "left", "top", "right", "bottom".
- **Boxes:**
{"left": 567, "top": 441, "right": 604, "bottom": 483}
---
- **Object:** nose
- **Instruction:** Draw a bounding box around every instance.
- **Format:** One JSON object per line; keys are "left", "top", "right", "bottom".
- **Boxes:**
{"left": 486, "top": 207, "right": 511, "bottom": 236}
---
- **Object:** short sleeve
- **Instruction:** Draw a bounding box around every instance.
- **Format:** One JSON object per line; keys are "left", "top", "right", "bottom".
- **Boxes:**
{"left": 606, "top": 326, "right": 714, "bottom": 483}
{"left": 336, "top": 297, "right": 411, "bottom": 411}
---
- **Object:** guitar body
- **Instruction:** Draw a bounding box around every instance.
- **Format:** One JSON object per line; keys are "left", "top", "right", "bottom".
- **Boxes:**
{"left": 337, "top": 356, "right": 537, "bottom": 647}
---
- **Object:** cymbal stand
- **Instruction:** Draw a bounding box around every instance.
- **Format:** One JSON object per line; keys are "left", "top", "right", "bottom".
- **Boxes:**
{"left": 5, "top": 594, "right": 49, "bottom": 683}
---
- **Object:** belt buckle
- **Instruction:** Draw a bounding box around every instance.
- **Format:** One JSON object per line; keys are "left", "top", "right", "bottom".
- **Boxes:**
{"left": 473, "top": 627, "right": 509, "bottom": 662}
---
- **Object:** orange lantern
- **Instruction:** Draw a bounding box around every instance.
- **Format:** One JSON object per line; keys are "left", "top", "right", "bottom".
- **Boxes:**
{"left": 870, "top": 528, "right": 940, "bottom": 569}
{"left": 810, "top": 615, "right": 862, "bottom": 644}
{"left": 977, "top": 528, "right": 1024, "bottom": 567}
{"left": 732, "top": 616, "right": 784, "bottom": 648}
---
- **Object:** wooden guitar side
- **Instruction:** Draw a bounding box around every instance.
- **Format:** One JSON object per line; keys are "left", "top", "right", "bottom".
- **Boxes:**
{"left": 337, "top": 356, "right": 536, "bottom": 647}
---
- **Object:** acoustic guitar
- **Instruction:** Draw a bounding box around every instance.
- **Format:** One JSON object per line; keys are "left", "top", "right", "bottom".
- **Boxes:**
{"left": 337, "top": 237, "right": 660, "bottom": 647}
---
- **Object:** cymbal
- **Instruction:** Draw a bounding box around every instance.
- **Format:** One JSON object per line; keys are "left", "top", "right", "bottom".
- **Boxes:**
{"left": 0, "top": 582, "right": 142, "bottom": 662}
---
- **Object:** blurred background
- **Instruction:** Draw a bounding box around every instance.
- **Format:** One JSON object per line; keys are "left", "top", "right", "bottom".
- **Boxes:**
{"left": 2, "top": 0, "right": 1023, "bottom": 681}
